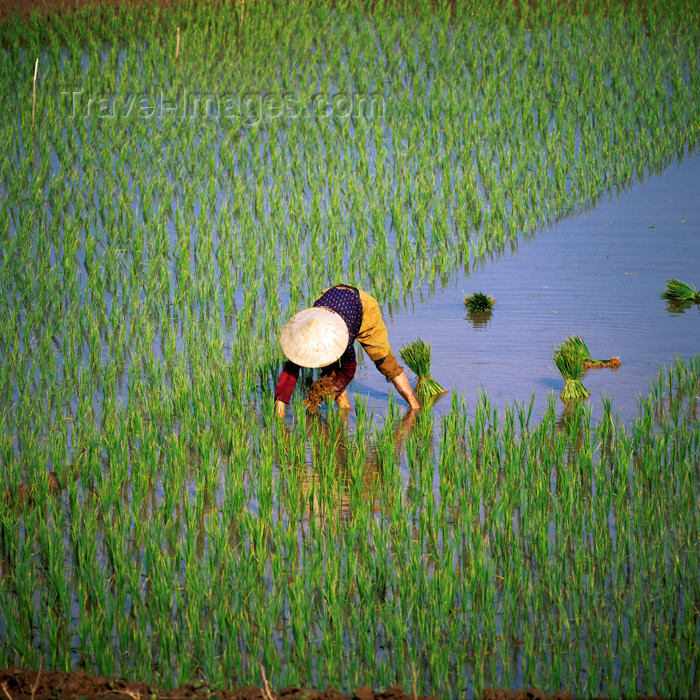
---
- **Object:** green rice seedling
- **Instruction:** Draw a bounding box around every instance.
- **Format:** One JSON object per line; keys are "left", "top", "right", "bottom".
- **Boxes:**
{"left": 553, "top": 337, "right": 590, "bottom": 400}
{"left": 565, "top": 335, "right": 589, "bottom": 361}
{"left": 464, "top": 291, "right": 496, "bottom": 313}
{"left": 661, "top": 278, "right": 700, "bottom": 303}
{"left": 399, "top": 338, "right": 447, "bottom": 398}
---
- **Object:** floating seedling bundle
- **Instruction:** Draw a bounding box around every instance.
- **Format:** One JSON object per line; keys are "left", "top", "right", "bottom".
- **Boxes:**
{"left": 584, "top": 356, "right": 621, "bottom": 369}
{"left": 464, "top": 292, "right": 495, "bottom": 313}
{"left": 553, "top": 336, "right": 590, "bottom": 400}
{"left": 567, "top": 335, "right": 621, "bottom": 369}
{"left": 400, "top": 338, "right": 447, "bottom": 398}
{"left": 661, "top": 279, "right": 700, "bottom": 303}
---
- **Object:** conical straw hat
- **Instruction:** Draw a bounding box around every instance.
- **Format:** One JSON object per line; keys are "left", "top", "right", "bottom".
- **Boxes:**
{"left": 279, "top": 307, "right": 349, "bottom": 368}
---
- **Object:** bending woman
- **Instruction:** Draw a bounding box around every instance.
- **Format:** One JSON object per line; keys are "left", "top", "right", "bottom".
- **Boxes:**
{"left": 274, "top": 284, "right": 419, "bottom": 418}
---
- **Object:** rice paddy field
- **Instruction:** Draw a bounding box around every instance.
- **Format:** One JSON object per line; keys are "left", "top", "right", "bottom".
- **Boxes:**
{"left": 1, "top": 0, "right": 699, "bottom": 698}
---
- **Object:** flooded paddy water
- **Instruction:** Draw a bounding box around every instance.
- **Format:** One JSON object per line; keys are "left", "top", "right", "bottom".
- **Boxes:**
{"left": 355, "top": 150, "right": 700, "bottom": 428}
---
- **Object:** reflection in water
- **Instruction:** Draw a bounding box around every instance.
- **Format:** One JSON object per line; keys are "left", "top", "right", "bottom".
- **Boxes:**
{"left": 555, "top": 397, "right": 592, "bottom": 472}
{"left": 276, "top": 404, "right": 419, "bottom": 523}
{"left": 664, "top": 299, "right": 700, "bottom": 315}
{"left": 465, "top": 310, "right": 494, "bottom": 329}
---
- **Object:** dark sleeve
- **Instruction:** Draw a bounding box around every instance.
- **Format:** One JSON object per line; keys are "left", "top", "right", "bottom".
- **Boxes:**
{"left": 331, "top": 360, "right": 357, "bottom": 394}
{"left": 274, "top": 360, "right": 300, "bottom": 404}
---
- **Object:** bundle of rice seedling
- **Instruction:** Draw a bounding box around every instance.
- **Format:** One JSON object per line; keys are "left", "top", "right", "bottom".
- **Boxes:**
{"left": 464, "top": 292, "right": 495, "bottom": 313}
{"left": 584, "top": 356, "right": 621, "bottom": 369}
{"left": 303, "top": 375, "right": 338, "bottom": 414}
{"left": 567, "top": 335, "right": 621, "bottom": 369}
{"left": 565, "top": 335, "right": 589, "bottom": 359}
{"left": 553, "top": 337, "right": 590, "bottom": 400}
{"left": 661, "top": 279, "right": 700, "bottom": 303}
{"left": 400, "top": 338, "right": 447, "bottom": 397}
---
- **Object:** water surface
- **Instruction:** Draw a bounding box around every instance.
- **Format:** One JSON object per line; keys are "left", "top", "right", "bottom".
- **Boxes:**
{"left": 351, "top": 151, "right": 700, "bottom": 426}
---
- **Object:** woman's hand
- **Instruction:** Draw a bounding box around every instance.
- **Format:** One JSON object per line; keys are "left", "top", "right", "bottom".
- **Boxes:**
{"left": 335, "top": 390, "right": 351, "bottom": 410}
{"left": 391, "top": 371, "right": 421, "bottom": 410}
{"left": 274, "top": 400, "right": 286, "bottom": 419}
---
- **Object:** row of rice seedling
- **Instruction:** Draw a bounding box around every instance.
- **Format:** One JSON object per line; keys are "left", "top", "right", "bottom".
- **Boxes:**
{"left": 2, "top": 355, "right": 698, "bottom": 697}
{"left": 0, "top": 0, "right": 699, "bottom": 697}
{"left": 8, "top": 4, "right": 696, "bottom": 288}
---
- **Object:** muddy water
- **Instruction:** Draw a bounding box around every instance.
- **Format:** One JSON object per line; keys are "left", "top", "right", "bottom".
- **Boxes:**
{"left": 351, "top": 151, "right": 700, "bottom": 427}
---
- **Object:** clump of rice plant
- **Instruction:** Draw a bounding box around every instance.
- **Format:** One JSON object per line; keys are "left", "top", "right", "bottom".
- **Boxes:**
{"left": 303, "top": 375, "right": 337, "bottom": 414}
{"left": 400, "top": 338, "right": 447, "bottom": 397}
{"left": 464, "top": 292, "right": 495, "bottom": 313}
{"left": 661, "top": 279, "right": 700, "bottom": 303}
{"left": 553, "top": 336, "right": 590, "bottom": 400}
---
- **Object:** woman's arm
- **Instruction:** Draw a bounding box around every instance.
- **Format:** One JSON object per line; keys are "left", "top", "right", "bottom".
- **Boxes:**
{"left": 356, "top": 291, "right": 419, "bottom": 408}
{"left": 273, "top": 361, "right": 300, "bottom": 418}
{"left": 391, "top": 370, "right": 420, "bottom": 410}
